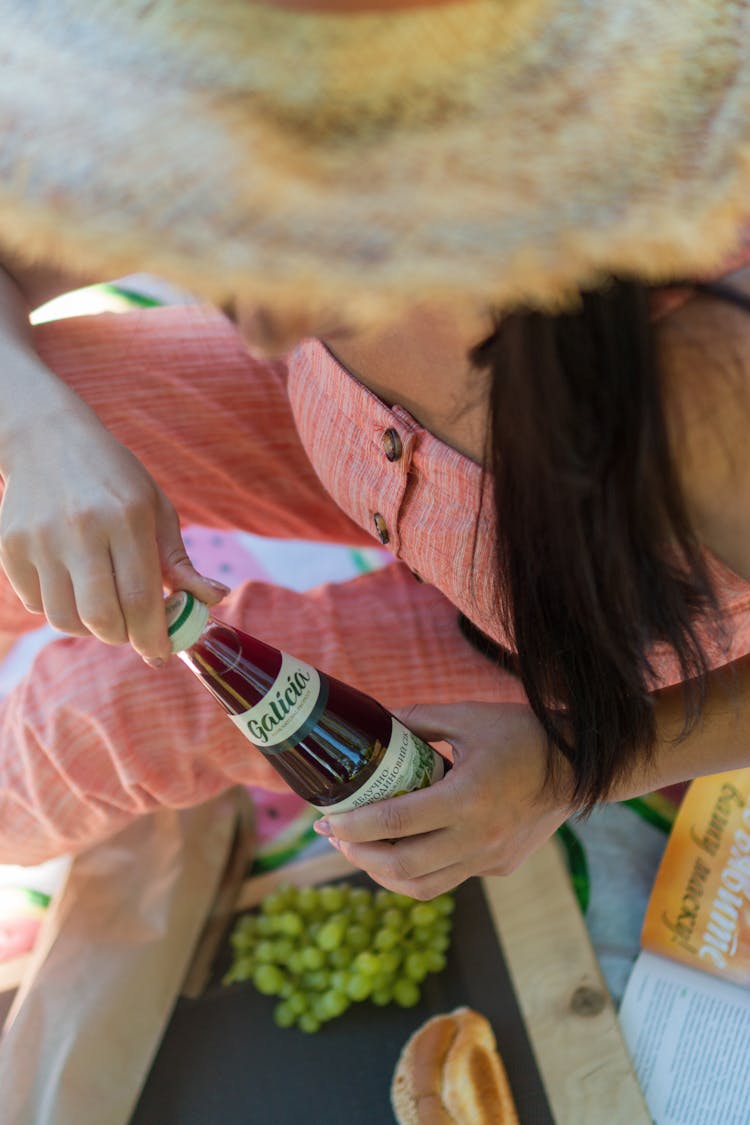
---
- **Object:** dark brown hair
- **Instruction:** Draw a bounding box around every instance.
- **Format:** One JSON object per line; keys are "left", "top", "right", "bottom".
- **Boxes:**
{"left": 469, "top": 279, "right": 749, "bottom": 811}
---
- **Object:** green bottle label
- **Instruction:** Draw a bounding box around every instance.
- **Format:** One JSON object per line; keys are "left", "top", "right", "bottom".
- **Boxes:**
{"left": 312, "top": 719, "right": 444, "bottom": 814}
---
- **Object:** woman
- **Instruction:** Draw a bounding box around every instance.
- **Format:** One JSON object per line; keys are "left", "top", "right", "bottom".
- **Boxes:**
{"left": 0, "top": 0, "right": 749, "bottom": 898}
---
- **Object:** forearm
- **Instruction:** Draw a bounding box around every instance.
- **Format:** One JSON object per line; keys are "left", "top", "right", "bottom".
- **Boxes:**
{"left": 609, "top": 654, "right": 750, "bottom": 801}
{"left": 0, "top": 265, "right": 96, "bottom": 477}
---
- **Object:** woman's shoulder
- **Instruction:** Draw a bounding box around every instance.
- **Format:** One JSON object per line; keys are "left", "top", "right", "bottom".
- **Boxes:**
{"left": 658, "top": 268, "right": 750, "bottom": 583}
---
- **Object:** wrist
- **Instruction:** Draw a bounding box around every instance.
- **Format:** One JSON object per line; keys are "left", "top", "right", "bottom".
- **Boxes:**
{"left": 0, "top": 353, "right": 86, "bottom": 478}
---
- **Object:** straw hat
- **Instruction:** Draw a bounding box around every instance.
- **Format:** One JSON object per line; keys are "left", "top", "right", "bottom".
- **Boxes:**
{"left": 0, "top": 0, "right": 749, "bottom": 328}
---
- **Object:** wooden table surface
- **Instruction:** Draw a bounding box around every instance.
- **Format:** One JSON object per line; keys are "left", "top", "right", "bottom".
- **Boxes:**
{"left": 234, "top": 838, "right": 650, "bottom": 1124}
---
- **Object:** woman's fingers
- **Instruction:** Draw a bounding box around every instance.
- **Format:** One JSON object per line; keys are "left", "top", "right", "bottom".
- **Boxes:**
{"left": 155, "top": 490, "right": 231, "bottom": 607}
{"left": 322, "top": 778, "right": 453, "bottom": 845}
{"left": 392, "top": 702, "right": 469, "bottom": 746}
{"left": 335, "top": 837, "right": 470, "bottom": 900}
{"left": 39, "top": 562, "right": 92, "bottom": 637}
{"left": 0, "top": 547, "right": 44, "bottom": 615}
{"left": 108, "top": 519, "right": 171, "bottom": 661}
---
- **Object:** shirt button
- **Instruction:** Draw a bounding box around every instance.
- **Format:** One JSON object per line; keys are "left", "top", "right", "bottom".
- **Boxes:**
{"left": 373, "top": 512, "right": 390, "bottom": 544}
{"left": 382, "top": 428, "right": 403, "bottom": 462}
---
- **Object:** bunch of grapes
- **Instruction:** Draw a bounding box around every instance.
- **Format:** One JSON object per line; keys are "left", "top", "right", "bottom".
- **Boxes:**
{"left": 223, "top": 881, "right": 455, "bottom": 1033}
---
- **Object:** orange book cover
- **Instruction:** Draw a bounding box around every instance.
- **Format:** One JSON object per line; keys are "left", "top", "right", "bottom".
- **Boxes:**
{"left": 641, "top": 767, "right": 750, "bottom": 988}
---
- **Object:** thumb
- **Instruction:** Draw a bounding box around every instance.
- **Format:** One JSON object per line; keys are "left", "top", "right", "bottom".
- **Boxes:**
{"left": 156, "top": 495, "right": 231, "bottom": 606}
{"left": 391, "top": 701, "right": 470, "bottom": 745}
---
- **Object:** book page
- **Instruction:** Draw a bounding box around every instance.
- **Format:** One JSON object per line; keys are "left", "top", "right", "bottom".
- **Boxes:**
{"left": 641, "top": 769, "right": 750, "bottom": 987}
{"left": 620, "top": 950, "right": 750, "bottom": 1124}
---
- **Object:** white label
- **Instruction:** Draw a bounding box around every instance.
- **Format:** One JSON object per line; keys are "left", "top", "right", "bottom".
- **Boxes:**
{"left": 313, "top": 718, "right": 445, "bottom": 814}
{"left": 229, "top": 653, "right": 322, "bottom": 748}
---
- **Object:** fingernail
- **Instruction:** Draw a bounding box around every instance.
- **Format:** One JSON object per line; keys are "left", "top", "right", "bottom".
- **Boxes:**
{"left": 143, "top": 656, "right": 167, "bottom": 669}
{"left": 204, "top": 577, "right": 232, "bottom": 595}
{"left": 313, "top": 818, "right": 331, "bottom": 837}
{"left": 328, "top": 837, "right": 342, "bottom": 852}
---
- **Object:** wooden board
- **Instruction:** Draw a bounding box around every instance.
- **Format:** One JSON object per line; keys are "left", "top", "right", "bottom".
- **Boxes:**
{"left": 483, "top": 838, "right": 650, "bottom": 1123}
{"left": 132, "top": 838, "right": 649, "bottom": 1124}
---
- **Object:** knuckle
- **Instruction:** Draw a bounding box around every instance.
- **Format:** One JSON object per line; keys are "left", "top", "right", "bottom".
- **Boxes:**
{"left": 491, "top": 855, "right": 516, "bottom": 878}
{"left": 117, "top": 587, "right": 152, "bottom": 615}
{"left": 47, "top": 613, "right": 87, "bottom": 637}
{"left": 162, "top": 546, "right": 191, "bottom": 570}
{"left": 120, "top": 492, "right": 153, "bottom": 527}
{"left": 377, "top": 802, "right": 406, "bottom": 839}
{"left": 0, "top": 527, "right": 28, "bottom": 557}
{"left": 409, "top": 883, "right": 435, "bottom": 902}
{"left": 80, "top": 607, "right": 126, "bottom": 641}
{"left": 387, "top": 853, "right": 415, "bottom": 883}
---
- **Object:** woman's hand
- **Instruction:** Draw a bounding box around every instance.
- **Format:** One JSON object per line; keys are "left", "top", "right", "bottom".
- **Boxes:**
{"left": 0, "top": 387, "right": 228, "bottom": 664}
{"left": 314, "top": 701, "right": 575, "bottom": 899}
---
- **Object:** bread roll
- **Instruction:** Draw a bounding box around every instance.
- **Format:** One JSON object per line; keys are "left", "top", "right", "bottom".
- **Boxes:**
{"left": 391, "top": 1007, "right": 519, "bottom": 1124}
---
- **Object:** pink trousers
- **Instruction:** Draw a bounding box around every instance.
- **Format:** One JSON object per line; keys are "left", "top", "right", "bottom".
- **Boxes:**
{"left": 0, "top": 306, "right": 522, "bottom": 865}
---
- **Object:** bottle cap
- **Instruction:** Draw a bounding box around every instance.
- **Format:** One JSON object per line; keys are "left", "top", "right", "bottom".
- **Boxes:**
{"left": 165, "top": 591, "right": 210, "bottom": 652}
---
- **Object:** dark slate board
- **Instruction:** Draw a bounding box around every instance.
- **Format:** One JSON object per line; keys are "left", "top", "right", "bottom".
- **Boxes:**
{"left": 131, "top": 876, "right": 554, "bottom": 1125}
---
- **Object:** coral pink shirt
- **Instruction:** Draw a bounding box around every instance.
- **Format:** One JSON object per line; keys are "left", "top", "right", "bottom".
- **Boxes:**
{"left": 288, "top": 338, "right": 750, "bottom": 690}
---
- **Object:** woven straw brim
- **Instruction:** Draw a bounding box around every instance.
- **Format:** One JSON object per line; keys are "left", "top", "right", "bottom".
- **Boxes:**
{"left": 1, "top": 0, "right": 749, "bottom": 326}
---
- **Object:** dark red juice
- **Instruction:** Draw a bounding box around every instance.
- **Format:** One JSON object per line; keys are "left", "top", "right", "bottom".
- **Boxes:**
{"left": 181, "top": 621, "right": 393, "bottom": 806}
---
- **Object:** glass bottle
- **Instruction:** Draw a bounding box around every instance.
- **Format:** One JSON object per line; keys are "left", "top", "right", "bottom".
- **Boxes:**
{"left": 166, "top": 591, "right": 447, "bottom": 813}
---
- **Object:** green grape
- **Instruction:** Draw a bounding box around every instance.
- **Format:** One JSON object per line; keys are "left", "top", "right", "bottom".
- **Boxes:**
{"left": 330, "top": 970, "right": 350, "bottom": 993}
{"left": 222, "top": 961, "right": 248, "bottom": 986}
{"left": 434, "top": 893, "right": 456, "bottom": 916}
{"left": 261, "top": 889, "right": 289, "bottom": 916}
{"left": 377, "top": 950, "right": 401, "bottom": 976}
{"left": 380, "top": 908, "right": 404, "bottom": 932}
{"left": 346, "top": 924, "right": 370, "bottom": 951}
{"left": 350, "top": 900, "right": 375, "bottom": 927}
{"left": 232, "top": 954, "right": 256, "bottom": 980}
{"left": 253, "top": 964, "right": 286, "bottom": 996}
{"left": 287, "top": 950, "right": 306, "bottom": 974}
{"left": 312, "top": 995, "right": 334, "bottom": 1023}
{"left": 254, "top": 940, "right": 277, "bottom": 964}
{"left": 374, "top": 927, "right": 400, "bottom": 952}
{"left": 232, "top": 913, "right": 257, "bottom": 936}
{"left": 277, "top": 911, "right": 304, "bottom": 937}
{"left": 273, "top": 1001, "right": 297, "bottom": 1028}
{"left": 230, "top": 918, "right": 256, "bottom": 951}
{"left": 353, "top": 951, "right": 381, "bottom": 977}
{"left": 346, "top": 974, "right": 373, "bottom": 1002}
{"left": 297, "top": 886, "right": 320, "bottom": 914}
{"left": 300, "top": 946, "right": 326, "bottom": 971}
{"left": 271, "top": 938, "right": 294, "bottom": 963}
{"left": 320, "top": 990, "right": 350, "bottom": 1019}
{"left": 404, "top": 952, "right": 429, "bottom": 982}
{"left": 302, "top": 969, "right": 330, "bottom": 992}
{"left": 349, "top": 887, "right": 371, "bottom": 908}
{"left": 223, "top": 879, "right": 455, "bottom": 1030}
{"left": 353, "top": 904, "right": 378, "bottom": 929}
{"left": 287, "top": 991, "right": 308, "bottom": 1016}
{"left": 411, "top": 903, "right": 439, "bottom": 927}
{"left": 328, "top": 947, "right": 351, "bottom": 969}
{"left": 320, "top": 884, "right": 346, "bottom": 912}
{"left": 369, "top": 972, "right": 391, "bottom": 992}
{"left": 423, "top": 950, "right": 447, "bottom": 974}
{"left": 393, "top": 979, "right": 421, "bottom": 1007}
{"left": 316, "top": 920, "right": 345, "bottom": 951}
